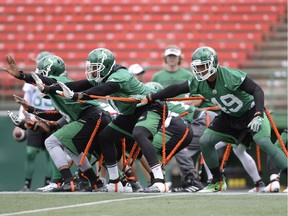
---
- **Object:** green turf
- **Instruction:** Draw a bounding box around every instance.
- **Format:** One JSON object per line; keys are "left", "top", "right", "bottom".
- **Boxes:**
{"left": 0, "top": 192, "right": 287, "bottom": 216}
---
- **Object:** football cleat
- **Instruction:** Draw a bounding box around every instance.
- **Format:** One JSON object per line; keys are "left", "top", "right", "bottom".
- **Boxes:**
{"left": 199, "top": 176, "right": 227, "bottom": 193}
{"left": 172, "top": 185, "right": 202, "bottom": 193}
{"left": 52, "top": 178, "right": 80, "bottom": 192}
{"left": 248, "top": 180, "right": 265, "bottom": 193}
{"left": 142, "top": 178, "right": 168, "bottom": 193}
{"left": 123, "top": 182, "right": 133, "bottom": 193}
{"left": 20, "top": 185, "right": 30, "bottom": 192}
{"left": 93, "top": 178, "right": 124, "bottom": 193}
{"left": 36, "top": 182, "right": 59, "bottom": 192}
{"left": 263, "top": 174, "right": 280, "bottom": 193}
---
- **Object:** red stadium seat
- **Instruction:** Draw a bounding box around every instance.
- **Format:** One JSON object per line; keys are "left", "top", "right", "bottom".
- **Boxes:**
{"left": 0, "top": 0, "right": 286, "bottom": 80}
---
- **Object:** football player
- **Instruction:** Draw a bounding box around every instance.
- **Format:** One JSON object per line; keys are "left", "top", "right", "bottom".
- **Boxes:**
{"left": 3, "top": 54, "right": 107, "bottom": 192}
{"left": 35, "top": 48, "right": 168, "bottom": 193}
{"left": 10, "top": 51, "right": 54, "bottom": 191}
{"left": 143, "top": 46, "right": 288, "bottom": 192}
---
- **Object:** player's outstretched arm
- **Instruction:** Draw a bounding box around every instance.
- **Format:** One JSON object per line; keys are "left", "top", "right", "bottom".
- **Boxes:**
{"left": 1, "top": 54, "right": 21, "bottom": 78}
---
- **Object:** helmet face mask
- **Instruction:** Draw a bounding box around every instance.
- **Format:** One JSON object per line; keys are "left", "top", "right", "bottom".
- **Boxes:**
{"left": 191, "top": 46, "right": 218, "bottom": 81}
{"left": 85, "top": 48, "right": 116, "bottom": 82}
{"left": 41, "top": 55, "right": 66, "bottom": 77}
{"left": 35, "top": 55, "right": 49, "bottom": 76}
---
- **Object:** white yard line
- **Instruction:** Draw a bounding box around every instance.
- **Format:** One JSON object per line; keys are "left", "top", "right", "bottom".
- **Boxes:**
{"left": 0, "top": 191, "right": 285, "bottom": 216}
{"left": 0, "top": 193, "right": 183, "bottom": 216}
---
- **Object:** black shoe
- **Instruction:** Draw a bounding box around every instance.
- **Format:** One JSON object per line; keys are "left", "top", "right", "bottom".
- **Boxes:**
{"left": 172, "top": 185, "right": 202, "bottom": 193}
{"left": 88, "top": 177, "right": 105, "bottom": 192}
{"left": 128, "top": 179, "right": 143, "bottom": 192}
{"left": 172, "top": 178, "right": 203, "bottom": 193}
{"left": 52, "top": 178, "right": 80, "bottom": 192}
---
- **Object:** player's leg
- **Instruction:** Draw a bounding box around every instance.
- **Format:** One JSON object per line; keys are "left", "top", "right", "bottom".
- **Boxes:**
{"left": 232, "top": 144, "right": 265, "bottom": 192}
{"left": 253, "top": 115, "right": 287, "bottom": 171}
{"left": 199, "top": 131, "right": 229, "bottom": 192}
{"left": 133, "top": 109, "right": 169, "bottom": 192}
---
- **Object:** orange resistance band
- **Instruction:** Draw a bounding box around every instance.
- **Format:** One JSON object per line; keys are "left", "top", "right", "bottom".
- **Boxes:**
{"left": 220, "top": 144, "right": 232, "bottom": 172}
{"left": 265, "top": 109, "right": 288, "bottom": 156}
{"left": 121, "top": 138, "right": 127, "bottom": 167}
{"left": 97, "top": 154, "right": 104, "bottom": 172}
{"left": 255, "top": 144, "right": 262, "bottom": 175}
{"left": 164, "top": 127, "right": 190, "bottom": 165}
{"left": 199, "top": 113, "right": 211, "bottom": 165}
{"left": 127, "top": 142, "right": 137, "bottom": 164}
{"left": 161, "top": 104, "right": 167, "bottom": 165}
{"left": 79, "top": 117, "right": 102, "bottom": 166}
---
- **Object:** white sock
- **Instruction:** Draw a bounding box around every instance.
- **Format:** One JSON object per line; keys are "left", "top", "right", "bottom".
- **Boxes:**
{"left": 203, "top": 162, "right": 213, "bottom": 180}
{"left": 151, "top": 164, "right": 164, "bottom": 180}
{"left": 233, "top": 144, "right": 261, "bottom": 183}
{"left": 215, "top": 141, "right": 227, "bottom": 150}
{"left": 107, "top": 164, "right": 119, "bottom": 180}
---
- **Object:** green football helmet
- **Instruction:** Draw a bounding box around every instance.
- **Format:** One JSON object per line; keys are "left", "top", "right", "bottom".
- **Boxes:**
{"left": 41, "top": 55, "right": 66, "bottom": 77}
{"left": 35, "top": 51, "right": 51, "bottom": 64}
{"left": 145, "top": 82, "right": 164, "bottom": 92}
{"left": 35, "top": 55, "right": 48, "bottom": 75}
{"left": 85, "top": 48, "right": 116, "bottom": 82}
{"left": 191, "top": 46, "right": 218, "bottom": 81}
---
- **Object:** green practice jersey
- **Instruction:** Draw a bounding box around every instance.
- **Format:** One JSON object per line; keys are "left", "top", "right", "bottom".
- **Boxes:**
{"left": 91, "top": 68, "right": 152, "bottom": 115}
{"left": 167, "top": 101, "right": 197, "bottom": 123}
{"left": 188, "top": 66, "right": 254, "bottom": 117}
{"left": 152, "top": 67, "right": 192, "bottom": 98}
{"left": 48, "top": 75, "right": 101, "bottom": 122}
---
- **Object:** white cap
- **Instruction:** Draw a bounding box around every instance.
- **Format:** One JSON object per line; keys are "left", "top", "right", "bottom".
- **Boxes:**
{"left": 128, "top": 64, "right": 145, "bottom": 75}
{"left": 164, "top": 46, "right": 181, "bottom": 57}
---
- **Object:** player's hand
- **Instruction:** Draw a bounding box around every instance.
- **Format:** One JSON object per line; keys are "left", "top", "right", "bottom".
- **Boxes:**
{"left": 130, "top": 94, "right": 144, "bottom": 101}
{"left": 130, "top": 95, "right": 146, "bottom": 107}
{"left": 21, "top": 110, "right": 41, "bottom": 131}
{"left": 13, "top": 94, "right": 29, "bottom": 111}
{"left": 247, "top": 116, "right": 264, "bottom": 132}
{"left": 1, "top": 54, "right": 21, "bottom": 78}
{"left": 31, "top": 72, "right": 46, "bottom": 92}
{"left": 136, "top": 93, "right": 154, "bottom": 107}
{"left": 33, "top": 116, "right": 52, "bottom": 133}
{"left": 7, "top": 111, "right": 21, "bottom": 126}
{"left": 56, "top": 81, "right": 77, "bottom": 100}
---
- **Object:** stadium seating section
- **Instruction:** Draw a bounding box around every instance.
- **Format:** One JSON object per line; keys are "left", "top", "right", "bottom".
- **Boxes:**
{"left": 0, "top": 0, "right": 287, "bottom": 120}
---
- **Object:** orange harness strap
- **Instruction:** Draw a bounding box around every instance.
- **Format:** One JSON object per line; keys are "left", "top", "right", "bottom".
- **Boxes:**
{"left": 79, "top": 117, "right": 102, "bottom": 166}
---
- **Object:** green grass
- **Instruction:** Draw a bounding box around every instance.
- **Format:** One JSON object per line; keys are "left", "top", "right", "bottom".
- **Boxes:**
{"left": 0, "top": 192, "right": 287, "bottom": 216}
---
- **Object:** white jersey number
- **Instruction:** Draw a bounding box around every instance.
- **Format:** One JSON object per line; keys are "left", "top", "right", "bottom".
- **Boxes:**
{"left": 211, "top": 94, "right": 243, "bottom": 113}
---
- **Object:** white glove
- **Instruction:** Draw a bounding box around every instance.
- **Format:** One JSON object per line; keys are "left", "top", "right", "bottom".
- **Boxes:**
{"left": 31, "top": 72, "right": 45, "bottom": 92}
{"left": 130, "top": 95, "right": 148, "bottom": 107}
{"left": 130, "top": 94, "right": 144, "bottom": 101}
{"left": 56, "top": 81, "right": 75, "bottom": 99}
{"left": 7, "top": 111, "right": 21, "bottom": 126}
{"left": 247, "top": 116, "right": 264, "bottom": 132}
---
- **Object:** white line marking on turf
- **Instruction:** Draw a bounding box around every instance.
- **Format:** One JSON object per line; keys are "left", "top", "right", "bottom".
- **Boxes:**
{"left": 0, "top": 193, "right": 184, "bottom": 216}
{"left": 0, "top": 191, "right": 286, "bottom": 216}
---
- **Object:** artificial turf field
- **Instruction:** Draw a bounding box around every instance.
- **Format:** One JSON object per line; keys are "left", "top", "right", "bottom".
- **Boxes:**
{"left": 0, "top": 191, "right": 287, "bottom": 216}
